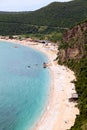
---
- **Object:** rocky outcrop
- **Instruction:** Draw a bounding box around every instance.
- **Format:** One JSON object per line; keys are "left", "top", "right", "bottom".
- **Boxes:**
{"left": 58, "top": 21, "right": 87, "bottom": 63}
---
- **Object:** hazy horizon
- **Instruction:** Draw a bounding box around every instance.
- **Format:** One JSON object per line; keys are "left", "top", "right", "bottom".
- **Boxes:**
{"left": 0, "top": 0, "right": 73, "bottom": 12}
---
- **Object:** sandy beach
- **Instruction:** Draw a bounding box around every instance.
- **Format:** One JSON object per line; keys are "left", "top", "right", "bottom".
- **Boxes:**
{"left": 0, "top": 38, "right": 79, "bottom": 130}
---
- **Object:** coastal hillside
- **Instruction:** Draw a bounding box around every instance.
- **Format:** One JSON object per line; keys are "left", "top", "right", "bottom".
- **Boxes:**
{"left": 0, "top": 0, "right": 87, "bottom": 35}
{"left": 58, "top": 20, "right": 87, "bottom": 130}
{"left": 58, "top": 20, "right": 87, "bottom": 62}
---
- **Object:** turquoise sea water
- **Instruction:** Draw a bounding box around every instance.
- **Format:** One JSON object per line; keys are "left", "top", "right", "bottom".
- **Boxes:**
{"left": 0, "top": 41, "right": 50, "bottom": 130}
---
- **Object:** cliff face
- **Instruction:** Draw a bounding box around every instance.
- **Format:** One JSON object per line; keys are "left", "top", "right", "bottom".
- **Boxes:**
{"left": 58, "top": 21, "right": 87, "bottom": 63}
{"left": 58, "top": 21, "right": 87, "bottom": 130}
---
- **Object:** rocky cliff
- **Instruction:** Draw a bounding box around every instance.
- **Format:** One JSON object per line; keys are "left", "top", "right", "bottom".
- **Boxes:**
{"left": 58, "top": 21, "right": 87, "bottom": 63}
{"left": 58, "top": 21, "right": 87, "bottom": 130}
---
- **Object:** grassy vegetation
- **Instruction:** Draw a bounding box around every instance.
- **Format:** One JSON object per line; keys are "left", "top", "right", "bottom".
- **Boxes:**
{"left": 18, "top": 32, "right": 63, "bottom": 43}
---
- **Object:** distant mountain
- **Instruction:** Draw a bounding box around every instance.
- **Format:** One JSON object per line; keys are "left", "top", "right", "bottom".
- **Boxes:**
{"left": 25, "top": 0, "right": 87, "bottom": 27}
{"left": 58, "top": 20, "right": 87, "bottom": 130}
{"left": 0, "top": 0, "right": 87, "bottom": 35}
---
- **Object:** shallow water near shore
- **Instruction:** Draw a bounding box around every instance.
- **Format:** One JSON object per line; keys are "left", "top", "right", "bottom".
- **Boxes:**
{"left": 0, "top": 41, "right": 50, "bottom": 130}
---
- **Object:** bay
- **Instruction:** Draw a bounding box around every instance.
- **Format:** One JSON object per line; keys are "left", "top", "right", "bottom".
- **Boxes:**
{"left": 0, "top": 41, "right": 50, "bottom": 130}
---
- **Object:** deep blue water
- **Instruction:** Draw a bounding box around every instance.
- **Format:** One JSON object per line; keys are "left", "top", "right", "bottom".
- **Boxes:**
{"left": 0, "top": 41, "right": 50, "bottom": 130}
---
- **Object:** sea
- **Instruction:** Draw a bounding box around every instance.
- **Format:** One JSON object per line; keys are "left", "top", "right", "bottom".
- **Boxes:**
{"left": 0, "top": 41, "right": 50, "bottom": 130}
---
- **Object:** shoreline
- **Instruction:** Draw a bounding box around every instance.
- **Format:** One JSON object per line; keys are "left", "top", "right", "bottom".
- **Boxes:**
{"left": 0, "top": 38, "right": 79, "bottom": 130}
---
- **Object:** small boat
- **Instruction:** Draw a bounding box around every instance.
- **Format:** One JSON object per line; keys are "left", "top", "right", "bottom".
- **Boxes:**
{"left": 43, "top": 62, "right": 47, "bottom": 68}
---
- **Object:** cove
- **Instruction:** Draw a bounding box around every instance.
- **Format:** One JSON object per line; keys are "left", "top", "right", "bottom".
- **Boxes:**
{"left": 0, "top": 41, "right": 50, "bottom": 130}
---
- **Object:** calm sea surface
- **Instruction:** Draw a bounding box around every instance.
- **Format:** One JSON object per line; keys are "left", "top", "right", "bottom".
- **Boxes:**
{"left": 0, "top": 41, "right": 50, "bottom": 130}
